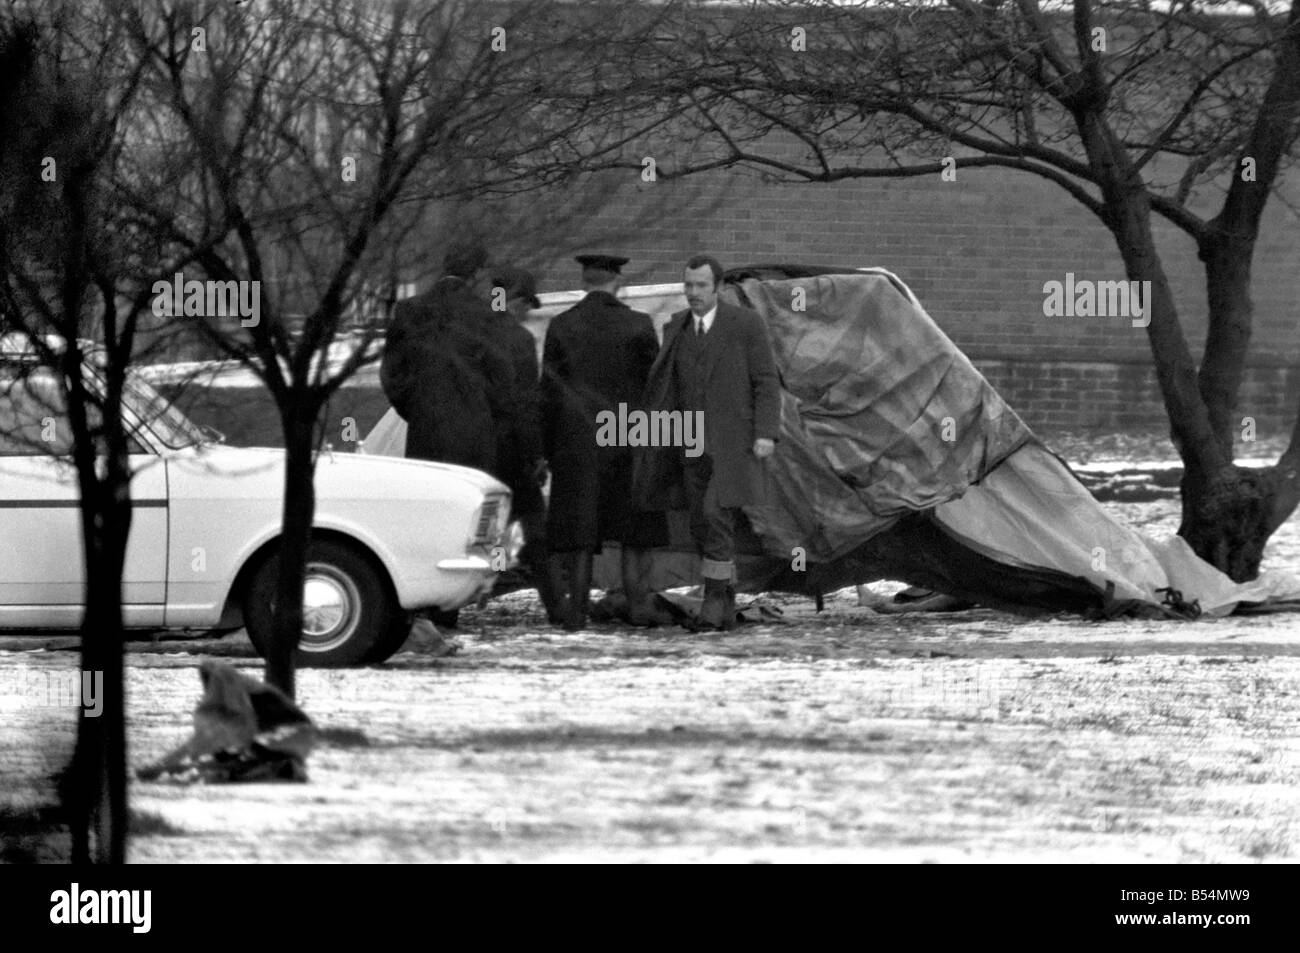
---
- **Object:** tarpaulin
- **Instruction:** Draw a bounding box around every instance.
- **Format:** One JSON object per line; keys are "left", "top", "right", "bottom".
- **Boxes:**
{"left": 728, "top": 270, "right": 1032, "bottom": 560}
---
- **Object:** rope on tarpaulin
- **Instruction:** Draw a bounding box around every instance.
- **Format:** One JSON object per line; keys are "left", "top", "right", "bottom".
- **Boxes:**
{"left": 1156, "top": 586, "right": 1202, "bottom": 620}
{"left": 1088, "top": 581, "right": 1202, "bottom": 621}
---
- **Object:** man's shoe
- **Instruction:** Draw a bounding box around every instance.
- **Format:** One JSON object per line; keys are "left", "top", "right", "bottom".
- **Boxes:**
{"left": 539, "top": 553, "right": 570, "bottom": 625}
{"left": 621, "top": 547, "right": 660, "bottom": 627}
{"left": 626, "top": 598, "right": 660, "bottom": 627}
{"left": 720, "top": 583, "right": 737, "bottom": 631}
{"left": 563, "top": 549, "right": 593, "bottom": 631}
{"left": 687, "top": 578, "right": 730, "bottom": 632}
{"left": 591, "top": 592, "right": 627, "bottom": 623}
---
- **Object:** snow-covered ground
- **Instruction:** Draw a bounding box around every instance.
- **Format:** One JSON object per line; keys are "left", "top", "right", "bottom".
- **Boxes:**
{"left": 3, "top": 495, "right": 1299, "bottom": 864}
{"left": 11, "top": 344, "right": 1300, "bottom": 861}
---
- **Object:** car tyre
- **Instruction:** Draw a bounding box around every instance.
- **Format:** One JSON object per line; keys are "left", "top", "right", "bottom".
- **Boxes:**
{"left": 243, "top": 539, "right": 410, "bottom": 667}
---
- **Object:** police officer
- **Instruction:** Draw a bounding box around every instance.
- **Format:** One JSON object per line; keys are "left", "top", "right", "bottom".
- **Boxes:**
{"left": 542, "top": 254, "right": 665, "bottom": 630}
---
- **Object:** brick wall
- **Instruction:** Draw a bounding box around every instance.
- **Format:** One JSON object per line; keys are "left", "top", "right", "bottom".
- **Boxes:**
{"left": 976, "top": 361, "right": 1300, "bottom": 438}
{"left": 492, "top": 162, "right": 1300, "bottom": 435}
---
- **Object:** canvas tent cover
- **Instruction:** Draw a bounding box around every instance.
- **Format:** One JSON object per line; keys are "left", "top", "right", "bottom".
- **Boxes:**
{"left": 365, "top": 267, "right": 1300, "bottom": 618}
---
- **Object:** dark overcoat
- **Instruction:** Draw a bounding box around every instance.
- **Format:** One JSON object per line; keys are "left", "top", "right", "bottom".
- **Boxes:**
{"left": 633, "top": 300, "right": 782, "bottom": 510}
{"left": 542, "top": 290, "right": 662, "bottom": 549}
{"left": 490, "top": 314, "right": 545, "bottom": 516}
{"left": 380, "top": 277, "right": 518, "bottom": 476}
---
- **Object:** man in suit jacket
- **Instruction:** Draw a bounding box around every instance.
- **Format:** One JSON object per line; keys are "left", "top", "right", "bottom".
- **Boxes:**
{"left": 635, "top": 255, "right": 781, "bottom": 630}
{"left": 542, "top": 254, "right": 666, "bottom": 630}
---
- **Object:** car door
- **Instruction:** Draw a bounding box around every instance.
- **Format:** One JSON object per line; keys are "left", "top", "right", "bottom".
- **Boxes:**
{"left": 0, "top": 366, "right": 168, "bottom": 626}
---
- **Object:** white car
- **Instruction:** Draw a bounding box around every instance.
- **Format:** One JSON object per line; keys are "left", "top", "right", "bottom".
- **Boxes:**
{"left": 0, "top": 336, "right": 515, "bottom": 665}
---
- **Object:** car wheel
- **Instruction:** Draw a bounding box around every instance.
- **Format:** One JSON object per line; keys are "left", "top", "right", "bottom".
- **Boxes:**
{"left": 243, "top": 539, "right": 410, "bottom": 667}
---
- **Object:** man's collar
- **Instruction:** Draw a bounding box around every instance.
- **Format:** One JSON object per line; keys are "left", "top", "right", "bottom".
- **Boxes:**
{"left": 690, "top": 304, "right": 718, "bottom": 327}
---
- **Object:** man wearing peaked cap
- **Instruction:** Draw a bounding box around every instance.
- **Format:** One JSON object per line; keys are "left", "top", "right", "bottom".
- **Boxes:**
{"left": 542, "top": 254, "right": 666, "bottom": 631}
{"left": 575, "top": 253, "right": 629, "bottom": 276}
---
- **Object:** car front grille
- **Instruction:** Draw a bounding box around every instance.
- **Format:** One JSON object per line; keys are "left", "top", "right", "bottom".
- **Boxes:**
{"left": 473, "top": 497, "right": 503, "bottom": 544}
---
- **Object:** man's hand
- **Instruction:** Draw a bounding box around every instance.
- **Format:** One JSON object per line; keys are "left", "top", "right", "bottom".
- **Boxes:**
{"left": 753, "top": 438, "right": 775, "bottom": 459}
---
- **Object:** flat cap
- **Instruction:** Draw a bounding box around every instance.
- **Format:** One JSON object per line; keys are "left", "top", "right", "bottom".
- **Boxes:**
{"left": 491, "top": 265, "right": 541, "bottom": 309}
{"left": 575, "top": 254, "right": 629, "bottom": 274}
{"left": 443, "top": 239, "right": 489, "bottom": 279}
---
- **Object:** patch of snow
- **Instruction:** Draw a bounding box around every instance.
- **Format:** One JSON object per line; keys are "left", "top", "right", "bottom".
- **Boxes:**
{"left": 138, "top": 336, "right": 383, "bottom": 388}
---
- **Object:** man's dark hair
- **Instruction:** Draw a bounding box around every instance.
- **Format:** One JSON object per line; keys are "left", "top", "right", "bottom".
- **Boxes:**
{"left": 443, "top": 240, "right": 488, "bottom": 279}
{"left": 685, "top": 255, "right": 724, "bottom": 288}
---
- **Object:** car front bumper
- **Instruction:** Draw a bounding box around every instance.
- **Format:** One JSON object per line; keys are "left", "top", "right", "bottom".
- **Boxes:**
{"left": 402, "top": 519, "right": 524, "bottom": 612}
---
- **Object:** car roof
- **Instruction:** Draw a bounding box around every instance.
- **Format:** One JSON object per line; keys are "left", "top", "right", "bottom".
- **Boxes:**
{"left": 0, "top": 332, "right": 107, "bottom": 366}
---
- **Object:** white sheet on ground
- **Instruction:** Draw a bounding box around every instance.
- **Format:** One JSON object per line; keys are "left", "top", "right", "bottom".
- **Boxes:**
{"left": 934, "top": 444, "right": 1300, "bottom": 616}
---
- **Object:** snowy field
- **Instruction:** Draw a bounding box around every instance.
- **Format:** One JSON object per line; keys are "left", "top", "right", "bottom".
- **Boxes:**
{"left": 3, "top": 494, "right": 1299, "bottom": 863}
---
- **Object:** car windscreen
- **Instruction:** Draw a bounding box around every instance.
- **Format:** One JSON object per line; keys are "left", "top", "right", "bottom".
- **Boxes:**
{"left": 115, "top": 370, "right": 209, "bottom": 450}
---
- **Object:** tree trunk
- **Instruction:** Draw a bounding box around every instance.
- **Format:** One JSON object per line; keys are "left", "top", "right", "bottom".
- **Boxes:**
{"left": 1177, "top": 462, "right": 1280, "bottom": 583}
{"left": 1098, "top": 204, "right": 1270, "bottom": 581}
{"left": 1172, "top": 233, "right": 1298, "bottom": 583}
{"left": 65, "top": 479, "right": 131, "bottom": 864}
{"left": 1075, "top": 114, "right": 1283, "bottom": 582}
{"left": 1106, "top": 210, "right": 1282, "bottom": 582}
{"left": 1198, "top": 236, "right": 1254, "bottom": 458}
{"left": 265, "top": 408, "right": 318, "bottom": 700}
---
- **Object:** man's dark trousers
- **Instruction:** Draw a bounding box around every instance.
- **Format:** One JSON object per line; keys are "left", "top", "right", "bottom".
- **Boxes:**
{"left": 674, "top": 322, "right": 737, "bottom": 590}
{"left": 681, "top": 453, "right": 738, "bottom": 582}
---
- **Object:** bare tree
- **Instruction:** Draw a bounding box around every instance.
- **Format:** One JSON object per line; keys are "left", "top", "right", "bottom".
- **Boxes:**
{"left": 0, "top": 1, "right": 236, "bottom": 862}
{"left": 117, "top": 0, "right": 686, "bottom": 697}
{"left": 604, "top": 0, "right": 1300, "bottom": 582}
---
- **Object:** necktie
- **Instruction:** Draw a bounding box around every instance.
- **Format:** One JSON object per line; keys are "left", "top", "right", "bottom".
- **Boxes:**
{"left": 695, "top": 317, "right": 704, "bottom": 336}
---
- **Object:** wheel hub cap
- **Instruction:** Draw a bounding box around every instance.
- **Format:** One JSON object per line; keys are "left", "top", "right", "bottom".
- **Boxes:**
{"left": 298, "top": 563, "right": 361, "bottom": 652}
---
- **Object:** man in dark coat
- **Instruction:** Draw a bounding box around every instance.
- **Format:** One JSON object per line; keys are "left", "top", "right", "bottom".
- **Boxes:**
{"left": 490, "top": 265, "right": 562, "bottom": 623}
{"left": 488, "top": 264, "right": 547, "bottom": 510}
{"left": 634, "top": 255, "right": 782, "bottom": 631}
{"left": 542, "top": 254, "right": 665, "bottom": 630}
{"left": 380, "top": 240, "right": 520, "bottom": 474}
{"left": 381, "top": 241, "right": 539, "bottom": 628}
